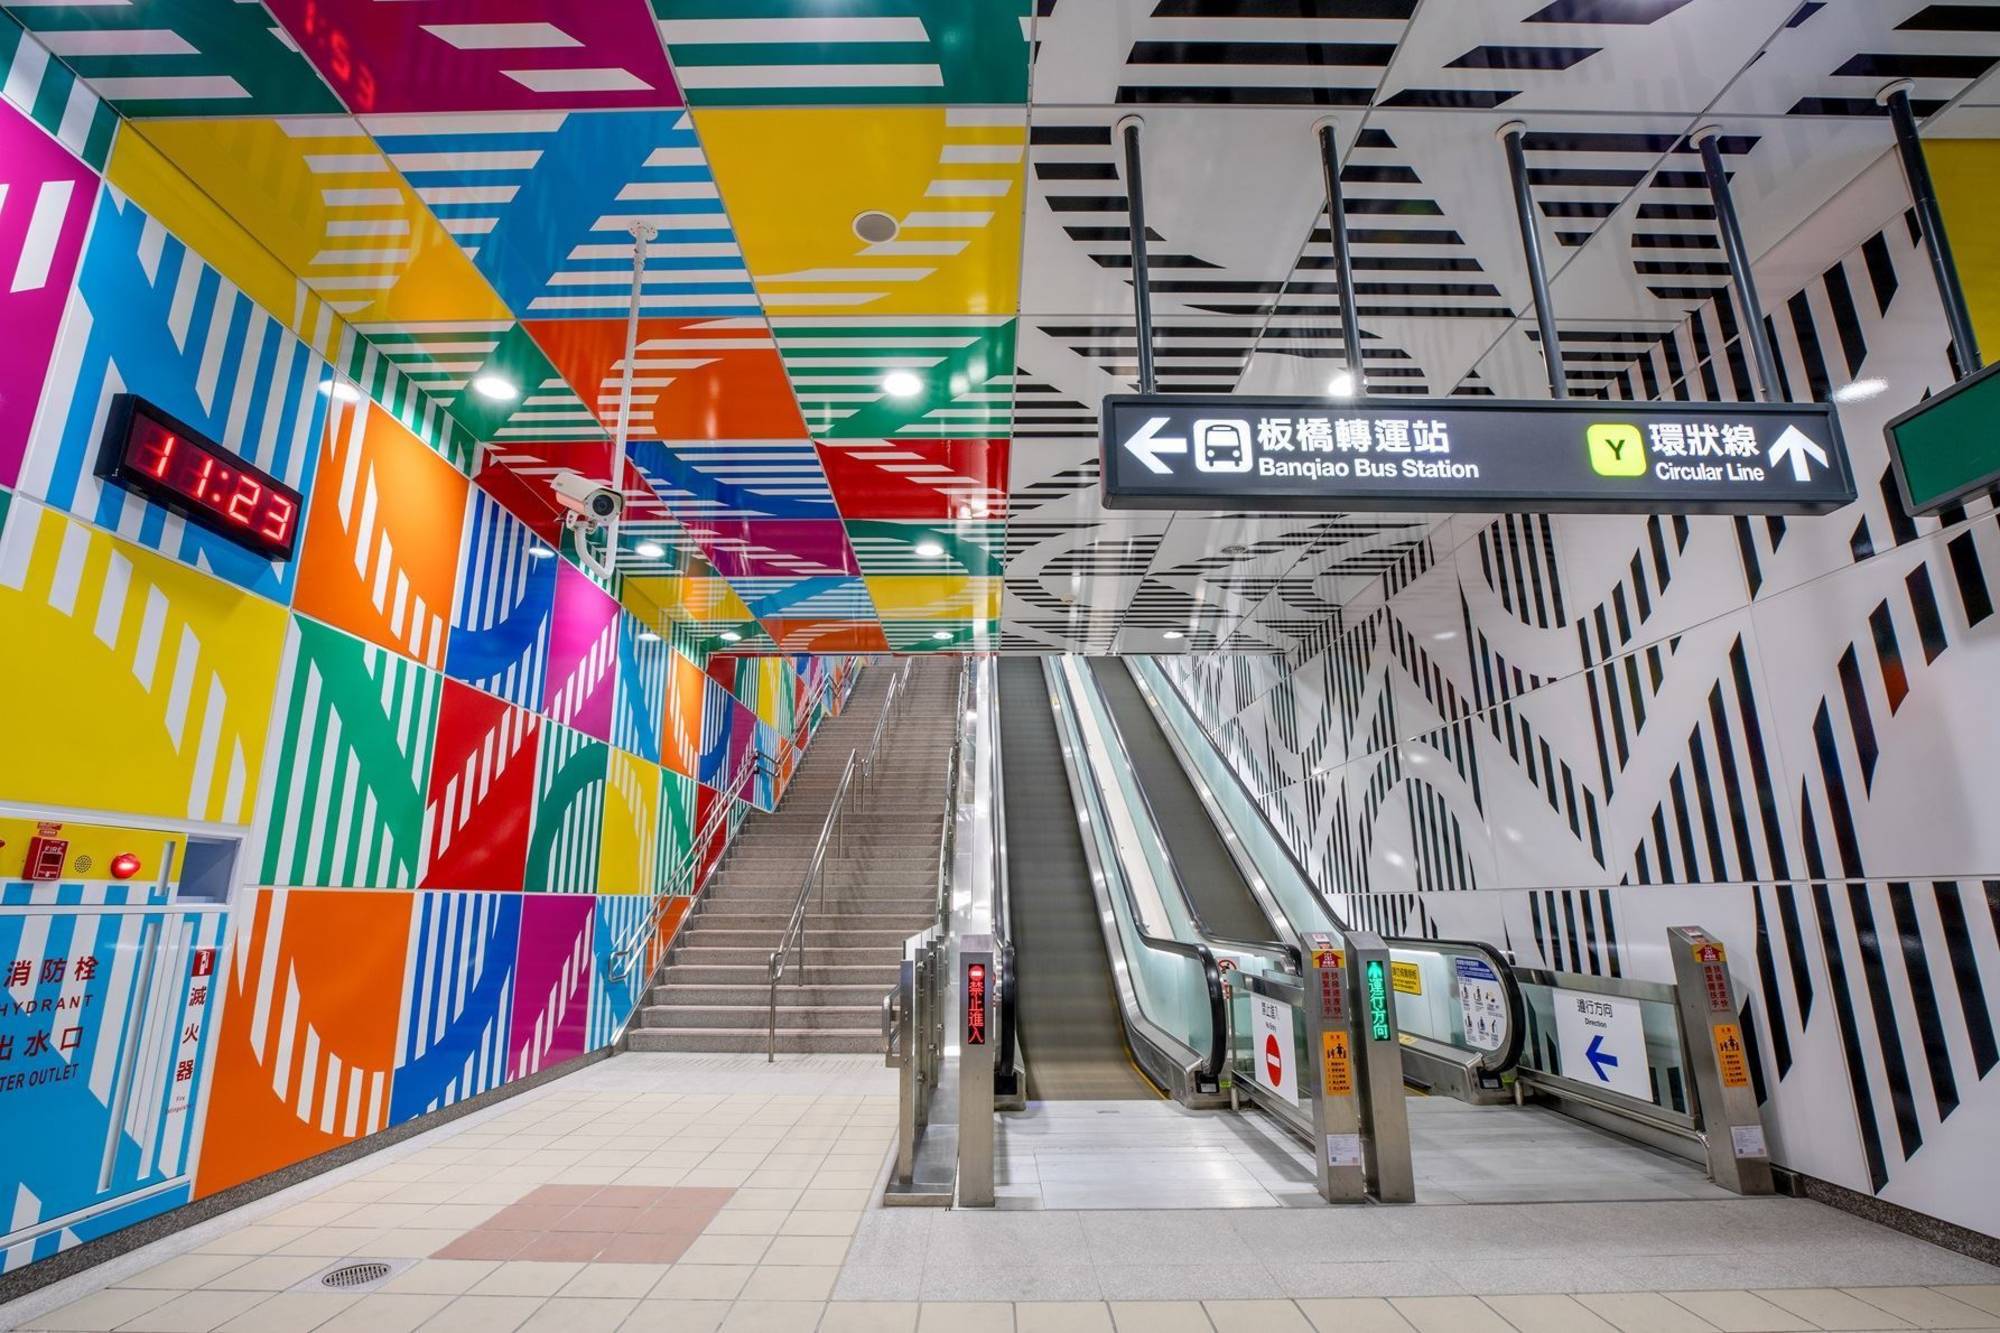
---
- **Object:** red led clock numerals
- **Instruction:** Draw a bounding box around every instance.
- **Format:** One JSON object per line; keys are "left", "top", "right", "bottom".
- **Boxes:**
{"left": 100, "top": 398, "right": 302, "bottom": 560}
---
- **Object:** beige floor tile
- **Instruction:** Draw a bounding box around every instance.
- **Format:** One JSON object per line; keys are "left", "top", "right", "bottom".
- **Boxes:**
{"left": 716, "top": 1299, "right": 827, "bottom": 1333}
{"left": 273, "top": 1227, "right": 382, "bottom": 1258}
{"left": 1390, "top": 1296, "right": 1514, "bottom": 1333}
{"left": 32, "top": 1287, "right": 179, "bottom": 1330}
{"left": 119, "top": 1254, "right": 251, "bottom": 1290}
{"left": 1663, "top": 1291, "right": 1814, "bottom": 1332}
{"left": 1756, "top": 1289, "right": 1913, "bottom": 1331}
{"left": 1111, "top": 1302, "right": 1215, "bottom": 1332}
{"left": 559, "top": 1264, "right": 670, "bottom": 1299}
{"left": 725, "top": 1189, "right": 802, "bottom": 1212}
{"left": 382, "top": 1260, "right": 499, "bottom": 1295}
{"left": 1483, "top": 1294, "right": 1619, "bottom": 1333}
{"left": 680, "top": 1235, "right": 773, "bottom": 1266}
{"left": 1205, "top": 1300, "right": 1314, "bottom": 1333}
{"left": 1297, "top": 1299, "right": 1418, "bottom": 1333}
{"left": 201, "top": 1255, "right": 330, "bottom": 1291}
{"left": 1016, "top": 1302, "right": 1115, "bottom": 1333}
{"left": 653, "top": 1265, "right": 754, "bottom": 1301}
{"left": 681, "top": 1169, "right": 755, "bottom": 1188}
{"left": 213, "top": 1289, "right": 359, "bottom": 1332}
{"left": 469, "top": 1262, "right": 586, "bottom": 1297}
{"left": 518, "top": 1297, "right": 638, "bottom": 1331}
{"left": 356, "top": 1229, "right": 464, "bottom": 1260}
{"left": 759, "top": 1236, "right": 849, "bottom": 1266}
{"left": 795, "top": 1190, "right": 871, "bottom": 1212}
{"left": 414, "top": 1293, "right": 542, "bottom": 1332}
{"left": 1844, "top": 1289, "right": 1998, "bottom": 1328}
{"left": 819, "top": 1303, "right": 921, "bottom": 1333}
{"left": 739, "top": 1266, "right": 839, "bottom": 1301}
{"left": 775, "top": 1212, "right": 859, "bottom": 1238}
{"left": 1574, "top": 1292, "right": 1719, "bottom": 1333}
{"left": 1939, "top": 1290, "right": 2000, "bottom": 1319}
{"left": 263, "top": 1201, "right": 363, "bottom": 1229}
{"left": 313, "top": 1292, "right": 453, "bottom": 1333}
{"left": 194, "top": 1225, "right": 311, "bottom": 1256}
{"left": 919, "top": 1301, "right": 1016, "bottom": 1332}
{"left": 705, "top": 1211, "right": 791, "bottom": 1237}
{"left": 118, "top": 1289, "right": 273, "bottom": 1331}
{"left": 414, "top": 1205, "right": 500, "bottom": 1230}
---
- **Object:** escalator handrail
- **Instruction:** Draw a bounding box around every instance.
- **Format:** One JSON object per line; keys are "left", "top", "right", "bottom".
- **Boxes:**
{"left": 1083, "top": 660, "right": 1302, "bottom": 978}
{"left": 987, "top": 661, "right": 1019, "bottom": 1090}
{"left": 1384, "top": 934, "right": 1528, "bottom": 1076}
{"left": 1049, "top": 660, "right": 1228, "bottom": 1085}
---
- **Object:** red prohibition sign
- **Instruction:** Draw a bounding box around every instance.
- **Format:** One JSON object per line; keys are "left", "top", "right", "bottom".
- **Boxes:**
{"left": 1264, "top": 1032, "right": 1284, "bottom": 1087}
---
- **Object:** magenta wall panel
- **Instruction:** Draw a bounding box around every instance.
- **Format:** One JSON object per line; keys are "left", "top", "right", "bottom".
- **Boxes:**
{"left": 544, "top": 560, "right": 620, "bottom": 743}
{"left": 509, "top": 894, "right": 594, "bottom": 1079}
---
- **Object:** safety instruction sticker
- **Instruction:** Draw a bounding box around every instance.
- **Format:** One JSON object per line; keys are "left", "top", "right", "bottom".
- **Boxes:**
{"left": 1321, "top": 1029, "right": 1353, "bottom": 1097}
{"left": 1325, "top": 1133, "right": 1362, "bottom": 1168}
{"left": 1391, "top": 961, "right": 1423, "bottom": 995}
{"left": 1731, "top": 1124, "right": 1768, "bottom": 1160}
{"left": 1453, "top": 955, "right": 1506, "bottom": 1053}
{"left": 1713, "top": 1022, "right": 1751, "bottom": 1088}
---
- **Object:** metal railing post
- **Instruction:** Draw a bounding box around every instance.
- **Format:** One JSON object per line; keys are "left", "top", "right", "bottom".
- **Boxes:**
{"left": 1691, "top": 126, "right": 1781, "bottom": 401}
{"left": 1667, "top": 926, "right": 1775, "bottom": 1194}
{"left": 1879, "top": 80, "right": 1982, "bottom": 375}
{"left": 1498, "top": 121, "right": 1567, "bottom": 399}
{"left": 1315, "top": 119, "right": 1367, "bottom": 396}
{"left": 1117, "top": 115, "right": 1157, "bottom": 393}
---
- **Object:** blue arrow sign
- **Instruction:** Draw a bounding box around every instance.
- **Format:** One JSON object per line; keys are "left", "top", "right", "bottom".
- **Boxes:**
{"left": 1586, "top": 1033, "right": 1619, "bottom": 1082}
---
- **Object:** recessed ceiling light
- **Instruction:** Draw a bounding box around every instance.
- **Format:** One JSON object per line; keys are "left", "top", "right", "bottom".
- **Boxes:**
{"left": 1833, "top": 377, "right": 1888, "bottom": 404}
{"left": 881, "top": 370, "right": 923, "bottom": 398}
{"left": 913, "top": 540, "right": 945, "bottom": 558}
{"left": 1326, "top": 369, "right": 1358, "bottom": 399}
{"left": 853, "top": 210, "right": 899, "bottom": 244}
{"left": 527, "top": 545, "right": 555, "bottom": 559}
{"left": 931, "top": 630, "right": 952, "bottom": 640}
{"left": 1162, "top": 630, "right": 1185, "bottom": 640}
{"left": 719, "top": 630, "right": 742, "bottom": 643}
{"left": 318, "top": 379, "right": 361, "bottom": 404}
{"left": 638, "top": 630, "right": 661, "bottom": 643}
{"left": 471, "top": 373, "right": 519, "bottom": 401}
{"left": 634, "top": 540, "right": 666, "bottom": 558}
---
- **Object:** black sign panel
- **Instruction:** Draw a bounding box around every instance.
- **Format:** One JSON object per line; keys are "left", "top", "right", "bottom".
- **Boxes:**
{"left": 1100, "top": 394, "right": 1855, "bottom": 515}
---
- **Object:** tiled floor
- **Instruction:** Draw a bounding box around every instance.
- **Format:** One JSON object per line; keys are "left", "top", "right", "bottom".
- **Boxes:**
{"left": 4, "top": 1055, "right": 1998, "bottom": 1332}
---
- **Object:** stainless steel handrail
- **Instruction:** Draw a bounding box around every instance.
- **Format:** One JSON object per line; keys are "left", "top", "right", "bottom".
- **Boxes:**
{"left": 859, "top": 658, "right": 914, "bottom": 797}
{"left": 766, "top": 748, "right": 858, "bottom": 1060}
{"left": 606, "top": 660, "right": 857, "bottom": 987}
{"left": 1383, "top": 934, "right": 1528, "bottom": 1076}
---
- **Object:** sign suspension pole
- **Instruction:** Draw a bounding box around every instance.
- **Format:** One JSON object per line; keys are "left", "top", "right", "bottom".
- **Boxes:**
{"left": 1691, "top": 126, "right": 1782, "bottom": 403}
{"left": 1878, "top": 80, "right": 1982, "bottom": 377}
{"left": 1315, "top": 119, "right": 1366, "bottom": 397}
{"left": 1497, "top": 121, "right": 1567, "bottom": 400}
{"left": 1117, "top": 115, "right": 1159, "bottom": 394}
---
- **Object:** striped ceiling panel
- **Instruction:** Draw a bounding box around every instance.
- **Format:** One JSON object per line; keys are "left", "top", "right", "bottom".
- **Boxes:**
{"left": 14, "top": 0, "right": 1992, "bottom": 651}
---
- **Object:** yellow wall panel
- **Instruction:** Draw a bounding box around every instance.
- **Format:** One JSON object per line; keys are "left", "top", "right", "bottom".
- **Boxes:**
{"left": 623, "top": 575, "right": 752, "bottom": 623}
{"left": 696, "top": 107, "right": 1025, "bottom": 316}
{"left": 598, "top": 748, "right": 661, "bottom": 896}
{"left": 864, "top": 575, "right": 1000, "bottom": 620}
{"left": 0, "top": 500, "right": 287, "bottom": 826}
{"left": 132, "top": 118, "right": 508, "bottom": 326}
{"left": 1931, "top": 140, "right": 2000, "bottom": 359}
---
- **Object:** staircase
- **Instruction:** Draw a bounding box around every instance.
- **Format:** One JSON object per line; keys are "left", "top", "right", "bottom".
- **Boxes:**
{"left": 628, "top": 658, "right": 962, "bottom": 1054}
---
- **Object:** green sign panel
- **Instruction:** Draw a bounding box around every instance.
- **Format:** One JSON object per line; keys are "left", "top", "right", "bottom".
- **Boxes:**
{"left": 1886, "top": 361, "right": 2000, "bottom": 516}
{"left": 1364, "top": 959, "right": 1392, "bottom": 1042}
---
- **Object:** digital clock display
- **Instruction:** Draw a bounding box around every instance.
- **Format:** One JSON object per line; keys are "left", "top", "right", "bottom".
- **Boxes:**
{"left": 96, "top": 395, "right": 303, "bottom": 561}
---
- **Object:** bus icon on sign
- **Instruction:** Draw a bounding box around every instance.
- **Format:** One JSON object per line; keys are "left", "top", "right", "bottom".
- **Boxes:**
{"left": 1195, "top": 419, "right": 1253, "bottom": 473}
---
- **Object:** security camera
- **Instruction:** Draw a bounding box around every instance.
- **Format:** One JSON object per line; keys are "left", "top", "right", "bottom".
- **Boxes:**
{"left": 550, "top": 470, "right": 623, "bottom": 525}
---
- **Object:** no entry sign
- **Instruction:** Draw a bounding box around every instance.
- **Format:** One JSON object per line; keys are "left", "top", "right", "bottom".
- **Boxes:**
{"left": 1100, "top": 394, "right": 1854, "bottom": 515}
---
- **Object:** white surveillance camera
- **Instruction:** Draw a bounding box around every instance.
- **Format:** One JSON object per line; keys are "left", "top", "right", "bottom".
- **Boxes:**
{"left": 550, "top": 470, "right": 624, "bottom": 524}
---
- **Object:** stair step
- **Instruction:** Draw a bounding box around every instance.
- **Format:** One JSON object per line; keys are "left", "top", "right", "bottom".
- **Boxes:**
{"left": 679, "top": 928, "right": 913, "bottom": 946}
{"left": 625, "top": 1028, "right": 883, "bottom": 1055}
{"left": 649, "top": 983, "right": 887, "bottom": 1007}
{"left": 662, "top": 963, "right": 900, "bottom": 986}
{"left": 673, "top": 944, "right": 903, "bottom": 965}
{"left": 638, "top": 1004, "right": 879, "bottom": 1031}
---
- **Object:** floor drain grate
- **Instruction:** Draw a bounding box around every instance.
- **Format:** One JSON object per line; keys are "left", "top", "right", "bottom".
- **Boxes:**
{"left": 320, "top": 1261, "right": 392, "bottom": 1290}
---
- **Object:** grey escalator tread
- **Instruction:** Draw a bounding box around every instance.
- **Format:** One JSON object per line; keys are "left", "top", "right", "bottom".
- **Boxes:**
{"left": 1089, "top": 658, "right": 1280, "bottom": 949}
{"left": 997, "top": 658, "right": 1157, "bottom": 1102}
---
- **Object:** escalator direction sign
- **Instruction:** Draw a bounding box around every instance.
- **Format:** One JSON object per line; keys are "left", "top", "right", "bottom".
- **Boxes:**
{"left": 1100, "top": 394, "right": 1855, "bottom": 516}
{"left": 965, "top": 962, "right": 987, "bottom": 1046}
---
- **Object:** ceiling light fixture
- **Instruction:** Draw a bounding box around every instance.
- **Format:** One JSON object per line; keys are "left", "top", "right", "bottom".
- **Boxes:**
{"left": 471, "top": 373, "right": 519, "bottom": 401}
{"left": 318, "top": 379, "right": 361, "bottom": 404}
{"left": 719, "top": 630, "right": 742, "bottom": 643}
{"left": 638, "top": 630, "right": 661, "bottom": 643}
{"left": 1326, "top": 369, "right": 1358, "bottom": 399}
{"left": 634, "top": 540, "right": 666, "bottom": 559}
{"left": 913, "top": 540, "right": 945, "bottom": 558}
{"left": 881, "top": 370, "right": 923, "bottom": 398}
{"left": 1162, "top": 630, "right": 1185, "bottom": 640}
{"left": 527, "top": 545, "right": 555, "bottom": 559}
{"left": 931, "top": 630, "right": 952, "bottom": 640}
{"left": 1833, "top": 377, "right": 1888, "bottom": 404}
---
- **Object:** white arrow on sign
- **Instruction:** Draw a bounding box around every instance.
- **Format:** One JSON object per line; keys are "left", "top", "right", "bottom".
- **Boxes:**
{"left": 1768, "top": 425, "right": 1829, "bottom": 482}
{"left": 1122, "top": 416, "right": 1188, "bottom": 475}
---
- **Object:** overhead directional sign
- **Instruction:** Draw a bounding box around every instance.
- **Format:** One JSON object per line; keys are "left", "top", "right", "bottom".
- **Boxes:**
{"left": 1100, "top": 394, "right": 1855, "bottom": 515}
{"left": 1884, "top": 360, "right": 2000, "bottom": 516}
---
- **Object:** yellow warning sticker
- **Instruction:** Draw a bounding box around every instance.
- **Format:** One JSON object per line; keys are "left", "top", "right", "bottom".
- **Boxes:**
{"left": 1321, "top": 1030, "right": 1353, "bottom": 1097}
{"left": 1391, "top": 960, "right": 1423, "bottom": 995}
{"left": 1713, "top": 1022, "right": 1750, "bottom": 1088}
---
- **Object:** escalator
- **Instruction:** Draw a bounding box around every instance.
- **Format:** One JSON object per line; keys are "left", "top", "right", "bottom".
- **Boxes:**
{"left": 1088, "top": 659, "right": 1282, "bottom": 950}
{"left": 996, "top": 658, "right": 1157, "bottom": 1100}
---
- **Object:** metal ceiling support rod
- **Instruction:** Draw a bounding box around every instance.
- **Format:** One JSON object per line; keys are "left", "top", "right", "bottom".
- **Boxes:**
{"left": 1691, "top": 126, "right": 1781, "bottom": 402}
{"left": 1878, "top": 80, "right": 1982, "bottom": 376}
{"left": 1116, "top": 115, "right": 1158, "bottom": 393}
{"left": 1315, "top": 119, "right": 1366, "bottom": 396}
{"left": 1497, "top": 121, "right": 1566, "bottom": 399}
{"left": 605, "top": 221, "right": 657, "bottom": 575}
